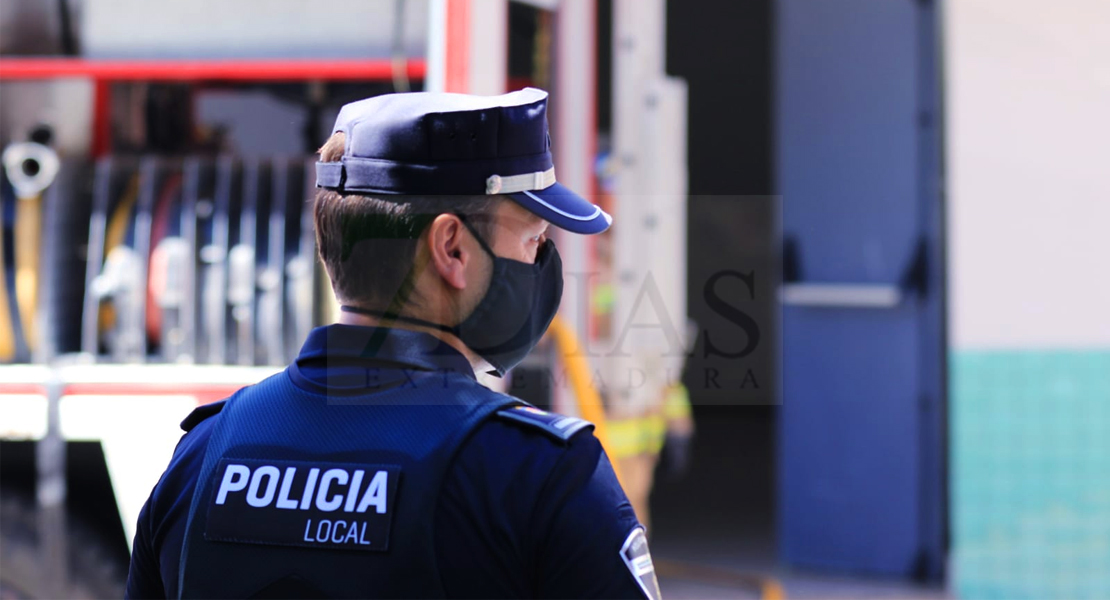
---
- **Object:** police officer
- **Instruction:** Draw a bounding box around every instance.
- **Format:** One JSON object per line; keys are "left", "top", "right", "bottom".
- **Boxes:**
{"left": 126, "top": 88, "right": 662, "bottom": 599}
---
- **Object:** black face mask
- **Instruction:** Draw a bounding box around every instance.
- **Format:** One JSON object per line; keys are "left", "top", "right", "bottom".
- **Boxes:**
{"left": 342, "top": 217, "right": 563, "bottom": 376}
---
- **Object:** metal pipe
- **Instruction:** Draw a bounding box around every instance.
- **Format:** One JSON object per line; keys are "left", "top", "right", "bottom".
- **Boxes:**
{"left": 36, "top": 368, "right": 69, "bottom": 597}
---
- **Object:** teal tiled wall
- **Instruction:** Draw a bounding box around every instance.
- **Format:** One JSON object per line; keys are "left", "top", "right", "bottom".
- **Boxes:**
{"left": 952, "top": 350, "right": 1110, "bottom": 599}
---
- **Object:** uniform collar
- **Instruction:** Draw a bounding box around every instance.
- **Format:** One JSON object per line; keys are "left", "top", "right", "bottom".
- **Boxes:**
{"left": 287, "top": 324, "right": 476, "bottom": 395}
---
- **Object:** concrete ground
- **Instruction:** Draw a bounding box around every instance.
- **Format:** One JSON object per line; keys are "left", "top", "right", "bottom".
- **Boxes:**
{"left": 647, "top": 507, "right": 949, "bottom": 600}
{"left": 652, "top": 536, "right": 951, "bottom": 600}
{"left": 658, "top": 571, "right": 950, "bottom": 600}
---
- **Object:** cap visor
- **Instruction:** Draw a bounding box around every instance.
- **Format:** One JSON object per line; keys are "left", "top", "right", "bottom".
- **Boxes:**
{"left": 507, "top": 182, "right": 612, "bottom": 234}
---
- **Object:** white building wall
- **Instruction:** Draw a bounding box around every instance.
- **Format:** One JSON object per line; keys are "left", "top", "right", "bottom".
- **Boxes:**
{"left": 946, "top": 0, "right": 1110, "bottom": 349}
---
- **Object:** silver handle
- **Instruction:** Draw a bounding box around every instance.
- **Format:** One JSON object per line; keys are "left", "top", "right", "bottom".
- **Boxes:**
{"left": 779, "top": 283, "right": 903, "bottom": 309}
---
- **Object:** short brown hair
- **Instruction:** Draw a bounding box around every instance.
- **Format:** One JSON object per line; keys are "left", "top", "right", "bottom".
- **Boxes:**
{"left": 314, "top": 132, "right": 501, "bottom": 310}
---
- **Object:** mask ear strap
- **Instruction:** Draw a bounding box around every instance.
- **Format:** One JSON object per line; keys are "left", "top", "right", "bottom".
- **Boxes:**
{"left": 454, "top": 212, "right": 497, "bottom": 258}
{"left": 340, "top": 305, "right": 460, "bottom": 336}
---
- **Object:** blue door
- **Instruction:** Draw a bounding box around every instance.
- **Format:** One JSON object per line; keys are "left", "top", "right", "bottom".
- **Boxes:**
{"left": 776, "top": 0, "right": 945, "bottom": 579}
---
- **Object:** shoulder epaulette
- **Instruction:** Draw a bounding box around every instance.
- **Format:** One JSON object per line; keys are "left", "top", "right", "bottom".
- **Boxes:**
{"left": 180, "top": 400, "right": 226, "bottom": 432}
{"left": 495, "top": 405, "right": 594, "bottom": 443}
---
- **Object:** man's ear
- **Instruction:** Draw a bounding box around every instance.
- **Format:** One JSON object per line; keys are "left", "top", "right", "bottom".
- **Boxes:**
{"left": 426, "top": 213, "right": 472, "bottom": 290}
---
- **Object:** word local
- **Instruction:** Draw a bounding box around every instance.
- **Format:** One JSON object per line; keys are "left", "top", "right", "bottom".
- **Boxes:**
{"left": 303, "top": 517, "right": 373, "bottom": 546}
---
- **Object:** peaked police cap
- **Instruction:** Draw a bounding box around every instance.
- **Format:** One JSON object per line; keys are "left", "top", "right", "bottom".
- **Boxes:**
{"left": 316, "top": 88, "right": 611, "bottom": 234}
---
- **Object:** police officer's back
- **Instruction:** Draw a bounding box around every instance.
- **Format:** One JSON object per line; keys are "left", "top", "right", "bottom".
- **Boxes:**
{"left": 126, "top": 89, "right": 661, "bottom": 599}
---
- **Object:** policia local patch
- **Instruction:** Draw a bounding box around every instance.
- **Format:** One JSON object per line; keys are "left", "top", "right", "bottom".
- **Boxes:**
{"left": 204, "top": 458, "right": 400, "bottom": 551}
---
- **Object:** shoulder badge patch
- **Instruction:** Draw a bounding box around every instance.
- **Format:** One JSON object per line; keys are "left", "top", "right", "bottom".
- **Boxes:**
{"left": 495, "top": 405, "right": 594, "bottom": 443}
{"left": 621, "top": 527, "right": 662, "bottom": 600}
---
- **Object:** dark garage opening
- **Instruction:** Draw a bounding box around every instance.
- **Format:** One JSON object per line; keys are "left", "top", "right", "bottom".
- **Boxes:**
{"left": 603, "top": 0, "right": 781, "bottom": 573}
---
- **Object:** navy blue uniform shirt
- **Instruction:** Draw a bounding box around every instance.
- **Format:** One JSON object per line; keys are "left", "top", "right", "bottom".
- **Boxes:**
{"left": 126, "top": 325, "right": 655, "bottom": 599}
